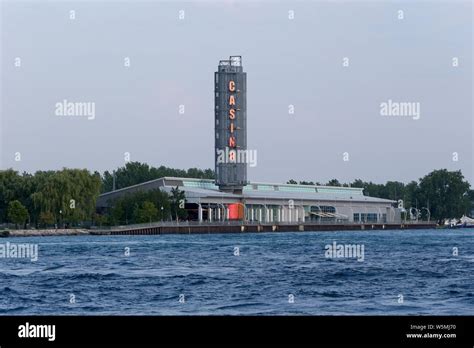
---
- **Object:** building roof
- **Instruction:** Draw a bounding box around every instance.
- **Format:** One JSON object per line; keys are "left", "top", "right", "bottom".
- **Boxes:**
{"left": 97, "top": 177, "right": 396, "bottom": 207}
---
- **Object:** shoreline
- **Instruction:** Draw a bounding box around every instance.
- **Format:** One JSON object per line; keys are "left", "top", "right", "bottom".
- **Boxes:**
{"left": 0, "top": 222, "right": 438, "bottom": 237}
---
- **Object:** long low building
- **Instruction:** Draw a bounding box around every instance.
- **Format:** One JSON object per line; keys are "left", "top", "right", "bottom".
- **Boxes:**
{"left": 97, "top": 177, "right": 401, "bottom": 224}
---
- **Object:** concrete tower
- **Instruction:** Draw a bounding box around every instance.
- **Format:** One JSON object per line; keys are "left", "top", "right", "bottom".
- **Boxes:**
{"left": 214, "top": 56, "right": 247, "bottom": 193}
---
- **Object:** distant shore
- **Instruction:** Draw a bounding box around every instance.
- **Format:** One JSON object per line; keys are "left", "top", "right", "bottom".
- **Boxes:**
{"left": 0, "top": 229, "right": 90, "bottom": 237}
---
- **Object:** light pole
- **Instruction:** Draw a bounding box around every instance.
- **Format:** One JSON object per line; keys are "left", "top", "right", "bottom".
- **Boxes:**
{"left": 161, "top": 206, "right": 164, "bottom": 222}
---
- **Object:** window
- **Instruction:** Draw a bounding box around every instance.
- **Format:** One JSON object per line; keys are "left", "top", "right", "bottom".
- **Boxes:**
{"left": 367, "top": 213, "right": 377, "bottom": 222}
{"left": 279, "top": 186, "right": 316, "bottom": 193}
{"left": 320, "top": 206, "right": 336, "bottom": 214}
{"left": 257, "top": 185, "right": 275, "bottom": 191}
{"left": 353, "top": 213, "right": 360, "bottom": 222}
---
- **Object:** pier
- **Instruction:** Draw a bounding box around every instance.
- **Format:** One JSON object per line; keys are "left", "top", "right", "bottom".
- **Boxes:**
{"left": 93, "top": 221, "right": 437, "bottom": 236}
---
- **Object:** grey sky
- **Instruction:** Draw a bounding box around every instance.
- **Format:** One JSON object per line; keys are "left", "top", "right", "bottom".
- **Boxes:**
{"left": 1, "top": 0, "right": 472, "bottom": 185}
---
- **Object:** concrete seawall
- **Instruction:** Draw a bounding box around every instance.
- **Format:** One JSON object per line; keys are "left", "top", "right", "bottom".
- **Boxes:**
{"left": 0, "top": 223, "right": 437, "bottom": 237}
{"left": 102, "top": 222, "right": 437, "bottom": 236}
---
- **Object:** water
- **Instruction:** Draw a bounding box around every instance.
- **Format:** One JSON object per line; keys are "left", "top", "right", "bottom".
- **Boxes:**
{"left": 0, "top": 229, "right": 472, "bottom": 315}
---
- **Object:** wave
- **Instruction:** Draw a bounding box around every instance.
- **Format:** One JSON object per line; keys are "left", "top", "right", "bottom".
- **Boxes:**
{"left": 214, "top": 302, "right": 267, "bottom": 311}
{"left": 42, "top": 264, "right": 65, "bottom": 271}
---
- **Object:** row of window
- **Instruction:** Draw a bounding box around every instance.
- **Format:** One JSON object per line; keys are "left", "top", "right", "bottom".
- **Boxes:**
{"left": 316, "top": 187, "right": 363, "bottom": 195}
{"left": 182, "top": 181, "right": 218, "bottom": 190}
{"left": 353, "top": 213, "right": 387, "bottom": 223}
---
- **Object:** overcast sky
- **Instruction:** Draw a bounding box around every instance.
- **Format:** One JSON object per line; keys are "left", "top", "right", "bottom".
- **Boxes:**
{"left": 1, "top": 0, "right": 472, "bottom": 185}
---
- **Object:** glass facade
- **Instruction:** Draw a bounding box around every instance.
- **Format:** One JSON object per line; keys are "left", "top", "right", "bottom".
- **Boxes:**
{"left": 354, "top": 213, "right": 379, "bottom": 223}
{"left": 257, "top": 185, "right": 275, "bottom": 191}
{"left": 183, "top": 181, "right": 218, "bottom": 190}
{"left": 316, "top": 187, "right": 363, "bottom": 195}
{"left": 278, "top": 186, "right": 317, "bottom": 193}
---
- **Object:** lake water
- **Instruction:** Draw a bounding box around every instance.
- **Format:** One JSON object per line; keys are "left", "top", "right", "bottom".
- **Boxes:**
{"left": 0, "top": 229, "right": 472, "bottom": 315}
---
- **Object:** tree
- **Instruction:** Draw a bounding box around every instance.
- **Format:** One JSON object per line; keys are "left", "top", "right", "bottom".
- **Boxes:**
{"left": 170, "top": 186, "right": 187, "bottom": 221}
{"left": 382, "top": 181, "right": 405, "bottom": 201}
{"left": 7, "top": 200, "right": 29, "bottom": 229}
{"left": 0, "top": 170, "right": 24, "bottom": 223}
{"left": 402, "top": 181, "right": 419, "bottom": 209}
{"left": 287, "top": 179, "right": 298, "bottom": 185}
{"left": 30, "top": 169, "right": 101, "bottom": 227}
{"left": 468, "top": 190, "right": 474, "bottom": 217}
{"left": 327, "top": 179, "right": 341, "bottom": 187}
{"left": 417, "top": 169, "right": 471, "bottom": 223}
{"left": 108, "top": 189, "right": 170, "bottom": 225}
{"left": 101, "top": 162, "right": 215, "bottom": 193}
{"left": 134, "top": 201, "right": 158, "bottom": 223}
{"left": 39, "top": 211, "right": 55, "bottom": 227}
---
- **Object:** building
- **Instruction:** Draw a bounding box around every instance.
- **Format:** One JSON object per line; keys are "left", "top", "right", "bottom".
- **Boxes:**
{"left": 96, "top": 56, "right": 401, "bottom": 224}
{"left": 97, "top": 177, "right": 401, "bottom": 223}
{"left": 215, "top": 56, "right": 247, "bottom": 193}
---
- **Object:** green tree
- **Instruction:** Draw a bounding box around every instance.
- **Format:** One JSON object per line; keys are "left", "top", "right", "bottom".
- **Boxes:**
{"left": 39, "top": 211, "right": 55, "bottom": 227}
{"left": 417, "top": 169, "right": 471, "bottom": 223}
{"left": 30, "top": 169, "right": 101, "bottom": 227}
{"left": 402, "top": 181, "right": 419, "bottom": 209}
{"left": 0, "top": 170, "right": 24, "bottom": 223}
{"left": 170, "top": 186, "right": 187, "bottom": 221}
{"left": 108, "top": 189, "right": 170, "bottom": 225}
{"left": 7, "top": 200, "right": 29, "bottom": 228}
{"left": 134, "top": 201, "right": 158, "bottom": 223}
{"left": 101, "top": 162, "right": 215, "bottom": 193}
{"left": 382, "top": 181, "right": 405, "bottom": 201}
{"left": 327, "top": 179, "right": 341, "bottom": 187}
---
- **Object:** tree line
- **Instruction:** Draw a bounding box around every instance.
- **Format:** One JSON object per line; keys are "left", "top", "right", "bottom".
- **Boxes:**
{"left": 0, "top": 168, "right": 101, "bottom": 228}
{"left": 103, "top": 187, "right": 187, "bottom": 226}
{"left": 101, "top": 162, "right": 214, "bottom": 192}
{"left": 0, "top": 162, "right": 206, "bottom": 228}
{"left": 0, "top": 162, "right": 472, "bottom": 228}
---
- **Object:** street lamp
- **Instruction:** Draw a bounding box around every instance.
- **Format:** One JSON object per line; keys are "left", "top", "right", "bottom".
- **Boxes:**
{"left": 161, "top": 206, "right": 164, "bottom": 222}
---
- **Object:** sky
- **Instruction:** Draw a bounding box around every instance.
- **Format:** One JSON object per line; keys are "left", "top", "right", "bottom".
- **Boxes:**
{"left": 1, "top": 0, "right": 472, "bottom": 185}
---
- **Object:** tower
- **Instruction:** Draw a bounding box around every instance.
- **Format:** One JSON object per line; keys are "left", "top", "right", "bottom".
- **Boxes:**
{"left": 214, "top": 56, "right": 247, "bottom": 193}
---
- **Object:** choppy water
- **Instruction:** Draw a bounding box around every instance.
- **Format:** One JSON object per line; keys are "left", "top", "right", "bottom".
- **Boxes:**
{"left": 0, "top": 229, "right": 472, "bottom": 315}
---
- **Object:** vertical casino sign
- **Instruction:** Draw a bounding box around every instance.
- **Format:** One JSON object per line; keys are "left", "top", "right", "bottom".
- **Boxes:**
{"left": 215, "top": 56, "right": 247, "bottom": 193}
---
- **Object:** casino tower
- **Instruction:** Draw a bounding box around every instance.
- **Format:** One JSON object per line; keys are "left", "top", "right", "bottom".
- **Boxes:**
{"left": 214, "top": 56, "right": 247, "bottom": 193}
